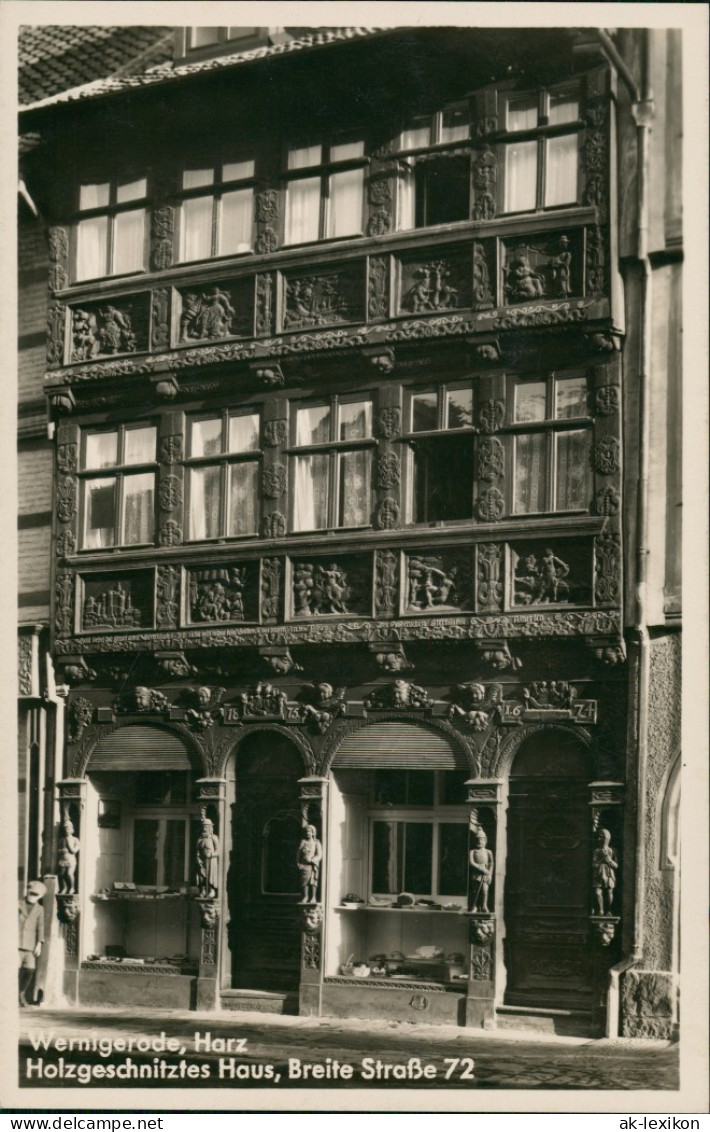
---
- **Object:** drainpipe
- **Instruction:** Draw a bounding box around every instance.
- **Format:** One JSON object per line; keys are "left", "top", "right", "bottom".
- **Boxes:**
{"left": 596, "top": 27, "right": 655, "bottom": 1035}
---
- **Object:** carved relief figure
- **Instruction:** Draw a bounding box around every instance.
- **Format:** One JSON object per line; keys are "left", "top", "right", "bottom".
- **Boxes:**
{"left": 407, "top": 556, "right": 458, "bottom": 610}
{"left": 297, "top": 824, "right": 323, "bottom": 904}
{"left": 593, "top": 828, "right": 618, "bottom": 915}
{"left": 284, "top": 275, "right": 348, "bottom": 329}
{"left": 293, "top": 563, "right": 350, "bottom": 616}
{"left": 552, "top": 235, "right": 572, "bottom": 297}
{"left": 189, "top": 567, "right": 246, "bottom": 623}
{"left": 83, "top": 583, "right": 142, "bottom": 629}
{"left": 72, "top": 309, "right": 99, "bottom": 360}
{"left": 57, "top": 817, "right": 80, "bottom": 895}
{"left": 196, "top": 816, "right": 220, "bottom": 898}
{"left": 514, "top": 549, "right": 570, "bottom": 605}
{"left": 505, "top": 254, "right": 545, "bottom": 302}
{"left": 403, "top": 261, "right": 458, "bottom": 313}
{"left": 99, "top": 304, "right": 136, "bottom": 353}
{"left": 469, "top": 829, "right": 494, "bottom": 913}
{"left": 472, "top": 147, "right": 497, "bottom": 220}
{"left": 472, "top": 243, "right": 492, "bottom": 304}
{"left": 365, "top": 680, "right": 430, "bottom": 711}
{"left": 299, "top": 683, "right": 347, "bottom": 732}
{"left": 181, "top": 287, "right": 236, "bottom": 341}
{"left": 239, "top": 682, "right": 288, "bottom": 718}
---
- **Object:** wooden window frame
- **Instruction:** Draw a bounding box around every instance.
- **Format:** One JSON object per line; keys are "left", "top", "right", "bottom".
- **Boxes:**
{"left": 402, "top": 382, "right": 476, "bottom": 526}
{"left": 498, "top": 83, "right": 584, "bottom": 216}
{"left": 177, "top": 159, "right": 256, "bottom": 264}
{"left": 78, "top": 422, "right": 157, "bottom": 551}
{"left": 185, "top": 409, "right": 262, "bottom": 542}
{"left": 71, "top": 175, "right": 149, "bottom": 283}
{"left": 282, "top": 135, "right": 368, "bottom": 246}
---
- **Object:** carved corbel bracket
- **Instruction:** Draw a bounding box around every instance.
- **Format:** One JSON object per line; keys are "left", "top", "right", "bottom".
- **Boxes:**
{"left": 368, "top": 642, "right": 413, "bottom": 672}
{"left": 259, "top": 646, "right": 302, "bottom": 675}
{"left": 149, "top": 373, "right": 180, "bottom": 400}
{"left": 584, "top": 329, "right": 621, "bottom": 354}
{"left": 48, "top": 388, "right": 76, "bottom": 414}
{"left": 586, "top": 638, "right": 627, "bottom": 665}
{"left": 361, "top": 345, "right": 396, "bottom": 374}
{"left": 591, "top": 915, "right": 620, "bottom": 947}
{"left": 473, "top": 639, "right": 521, "bottom": 671}
{"left": 468, "top": 913, "right": 495, "bottom": 946}
{"left": 300, "top": 903, "right": 324, "bottom": 934}
{"left": 194, "top": 897, "right": 218, "bottom": 929}
{"left": 249, "top": 361, "right": 285, "bottom": 387}
{"left": 154, "top": 651, "right": 197, "bottom": 679}
{"left": 56, "top": 893, "right": 80, "bottom": 925}
{"left": 467, "top": 335, "right": 501, "bottom": 365}
{"left": 57, "top": 656, "right": 97, "bottom": 685}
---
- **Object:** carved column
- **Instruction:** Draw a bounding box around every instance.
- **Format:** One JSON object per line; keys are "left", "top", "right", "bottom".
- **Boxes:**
{"left": 194, "top": 778, "right": 227, "bottom": 1010}
{"left": 260, "top": 397, "right": 288, "bottom": 541}
{"left": 465, "top": 779, "right": 502, "bottom": 1027}
{"left": 373, "top": 385, "right": 402, "bottom": 533}
{"left": 589, "top": 780, "right": 624, "bottom": 1032}
{"left": 55, "top": 778, "right": 86, "bottom": 1002}
{"left": 157, "top": 410, "right": 185, "bottom": 550}
{"left": 297, "top": 776, "right": 328, "bottom": 1016}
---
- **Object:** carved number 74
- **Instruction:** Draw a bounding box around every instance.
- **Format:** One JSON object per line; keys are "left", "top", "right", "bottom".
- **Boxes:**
{"left": 443, "top": 1057, "right": 475, "bottom": 1080}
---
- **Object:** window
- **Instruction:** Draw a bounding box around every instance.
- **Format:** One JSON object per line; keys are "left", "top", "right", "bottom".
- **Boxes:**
{"left": 502, "top": 87, "right": 582, "bottom": 214}
{"left": 284, "top": 138, "right": 366, "bottom": 245}
{"left": 130, "top": 772, "right": 198, "bottom": 887}
{"left": 80, "top": 424, "right": 156, "bottom": 549}
{"left": 178, "top": 160, "right": 255, "bottom": 262}
{"left": 369, "top": 772, "right": 468, "bottom": 900}
{"left": 74, "top": 176, "right": 147, "bottom": 282}
{"left": 511, "top": 372, "right": 592, "bottom": 514}
{"left": 397, "top": 105, "right": 470, "bottom": 230}
{"left": 406, "top": 384, "right": 475, "bottom": 523}
{"left": 291, "top": 398, "right": 373, "bottom": 531}
{"left": 187, "top": 411, "right": 261, "bottom": 539}
{"left": 186, "top": 27, "right": 263, "bottom": 50}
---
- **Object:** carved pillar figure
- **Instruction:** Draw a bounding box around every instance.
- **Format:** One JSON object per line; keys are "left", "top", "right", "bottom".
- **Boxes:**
{"left": 297, "top": 777, "right": 328, "bottom": 1015}
{"left": 194, "top": 778, "right": 226, "bottom": 1010}
{"left": 465, "top": 779, "right": 502, "bottom": 1028}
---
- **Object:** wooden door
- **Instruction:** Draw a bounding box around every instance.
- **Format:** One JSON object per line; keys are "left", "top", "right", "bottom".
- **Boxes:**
{"left": 504, "top": 734, "right": 592, "bottom": 1010}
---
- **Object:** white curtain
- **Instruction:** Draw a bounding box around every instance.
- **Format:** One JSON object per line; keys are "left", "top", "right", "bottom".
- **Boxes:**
{"left": 228, "top": 413, "right": 260, "bottom": 453}
{"left": 76, "top": 216, "right": 108, "bottom": 281}
{"left": 228, "top": 462, "right": 259, "bottom": 535}
{"left": 190, "top": 466, "right": 221, "bottom": 539}
{"left": 123, "top": 472, "right": 154, "bottom": 544}
{"left": 397, "top": 162, "right": 416, "bottom": 231}
{"left": 219, "top": 189, "right": 253, "bottom": 254}
{"left": 556, "top": 429, "right": 591, "bottom": 510}
{"left": 505, "top": 140, "right": 538, "bottom": 213}
{"left": 180, "top": 197, "right": 213, "bottom": 262}
{"left": 285, "top": 177, "right": 321, "bottom": 244}
{"left": 85, "top": 431, "right": 118, "bottom": 470}
{"left": 293, "top": 454, "right": 328, "bottom": 531}
{"left": 327, "top": 168, "right": 363, "bottom": 238}
{"left": 545, "top": 134, "right": 578, "bottom": 207}
{"left": 113, "top": 209, "right": 145, "bottom": 274}
{"left": 514, "top": 433, "right": 547, "bottom": 514}
{"left": 124, "top": 425, "right": 156, "bottom": 465}
{"left": 339, "top": 450, "right": 371, "bottom": 526}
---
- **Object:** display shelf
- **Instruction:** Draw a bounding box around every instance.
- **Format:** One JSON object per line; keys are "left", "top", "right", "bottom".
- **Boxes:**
{"left": 335, "top": 905, "right": 465, "bottom": 914}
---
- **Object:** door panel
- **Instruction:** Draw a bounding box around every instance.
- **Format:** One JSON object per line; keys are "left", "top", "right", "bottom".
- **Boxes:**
{"left": 504, "top": 777, "right": 592, "bottom": 1009}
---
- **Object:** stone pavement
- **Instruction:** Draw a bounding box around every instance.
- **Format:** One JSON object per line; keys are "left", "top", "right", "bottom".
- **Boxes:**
{"left": 17, "top": 1006, "right": 679, "bottom": 1092}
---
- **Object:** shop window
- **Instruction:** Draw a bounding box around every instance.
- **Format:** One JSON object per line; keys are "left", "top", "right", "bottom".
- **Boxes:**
{"left": 80, "top": 424, "right": 156, "bottom": 549}
{"left": 501, "top": 87, "right": 582, "bottom": 214}
{"left": 187, "top": 410, "right": 261, "bottom": 539}
{"left": 129, "top": 770, "right": 198, "bottom": 886}
{"left": 284, "top": 137, "right": 366, "bottom": 245}
{"left": 74, "top": 175, "right": 147, "bottom": 282}
{"left": 178, "top": 159, "right": 255, "bottom": 262}
{"left": 511, "top": 372, "right": 592, "bottom": 514}
{"left": 291, "top": 397, "right": 373, "bottom": 531}
{"left": 405, "top": 384, "right": 475, "bottom": 524}
{"left": 396, "top": 105, "right": 470, "bottom": 230}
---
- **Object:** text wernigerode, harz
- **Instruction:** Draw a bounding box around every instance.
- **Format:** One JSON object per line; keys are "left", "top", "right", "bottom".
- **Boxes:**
{"left": 24, "top": 1030, "right": 476, "bottom": 1085}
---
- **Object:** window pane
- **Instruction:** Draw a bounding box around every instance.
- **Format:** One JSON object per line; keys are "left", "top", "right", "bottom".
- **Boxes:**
{"left": 446, "top": 387, "right": 473, "bottom": 429}
{"left": 222, "top": 158, "right": 255, "bottom": 181}
{"left": 76, "top": 215, "right": 108, "bottom": 281}
{"left": 514, "top": 433, "right": 548, "bottom": 513}
{"left": 113, "top": 208, "right": 145, "bottom": 274}
{"left": 339, "top": 400, "right": 372, "bottom": 440}
{"left": 183, "top": 167, "right": 214, "bottom": 189}
{"left": 116, "top": 177, "right": 147, "bottom": 203}
{"left": 339, "top": 449, "right": 371, "bottom": 527}
{"left": 438, "top": 824, "right": 468, "bottom": 897}
{"left": 413, "top": 434, "right": 473, "bottom": 523}
{"left": 397, "top": 164, "right": 416, "bottom": 231}
{"left": 192, "top": 417, "right": 223, "bottom": 457}
{"left": 404, "top": 823, "right": 433, "bottom": 894}
{"left": 293, "top": 453, "right": 329, "bottom": 530}
{"left": 228, "top": 413, "right": 260, "bottom": 452}
{"left": 505, "top": 139, "right": 538, "bottom": 212}
{"left": 219, "top": 188, "right": 253, "bottom": 254}
{"left": 416, "top": 155, "right": 470, "bottom": 226}
{"left": 508, "top": 97, "right": 538, "bottom": 131}
{"left": 411, "top": 391, "right": 438, "bottom": 432}
{"left": 400, "top": 118, "right": 430, "bottom": 150}
{"left": 331, "top": 139, "right": 365, "bottom": 161}
{"left": 84, "top": 478, "right": 116, "bottom": 548}
{"left": 548, "top": 92, "right": 579, "bottom": 125}
{"left": 124, "top": 425, "right": 156, "bottom": 465}
{"left": 288, "top": 143, "right": 322, "bottom": 170}
{"left": 180, "top": 196, "right": 213, "bottom": 261}
{"left": 228, "top": 27, "right": 257, "bottom": 40}
{"left": 327, "top": 167, "right": 364, "bottom": 237}
{"left": 555, "top": 429, "right": 591, "bottom": 510}
{"left": 372, "top": 821, "right": 402, "bottom": 893}
{"left": 296, "top": 404, "right": 331, "bottom": 445}
{"left": 79, "top": 182, "right": 110, "bottom": 210}
{"left": 407, "top": 771, "right": 435, "bottom": 805}
{"left": 190, "top": 466, "right": 222, "bottom": 538}
{"left": 133, "top": 819, "right": 159, "bottom": 885}
{"left": 228, "top": 461, "right": 259, "bottom": 535}
{"left": 441, "top": 106, "right": 469, "bottom": 143}
{"left": 545, "top": 133, "right": 579, "bottom": 207}
{"left": 556, "top": 375, "right": 588, "bottom": 419}
{"left": 514, "top": 381, "right": 547, "bottom": 422}
{"left": 164, "top": 820, "right": 186, "bottom": 887}
{"left": 285, "top": 177, "right": 321, "bottom": 244}
{"left": 122, "top": 472, "right": 154, "bottom": 544}
{"left": 190, "top": 27, "right": 220, "bottom": 47}
{"left": 85, "top": 431, "right": 118, "bottom": 469}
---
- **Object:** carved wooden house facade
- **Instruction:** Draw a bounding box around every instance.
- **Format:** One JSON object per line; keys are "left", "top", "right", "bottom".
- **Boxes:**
{"left": 19, "top": 25, "right": 681, "bottom": 1037}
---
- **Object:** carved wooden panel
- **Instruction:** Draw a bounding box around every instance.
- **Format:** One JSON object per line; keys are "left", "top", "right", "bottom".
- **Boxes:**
{"left": 69, "top": 295, "right": 150, "bottom": 360}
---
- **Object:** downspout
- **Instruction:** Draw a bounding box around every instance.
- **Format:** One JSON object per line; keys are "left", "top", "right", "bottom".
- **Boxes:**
{"left": 596, "top": 27, "right": 655, "bottom": 1035}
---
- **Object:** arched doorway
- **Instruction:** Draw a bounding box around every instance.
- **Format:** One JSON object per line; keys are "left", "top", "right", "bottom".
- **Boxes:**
{"left": 226, "top": 731, "right": 305, "bottom": 992}
{"left": 504, "top": 730, "right": 593, "bottom": 1010}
